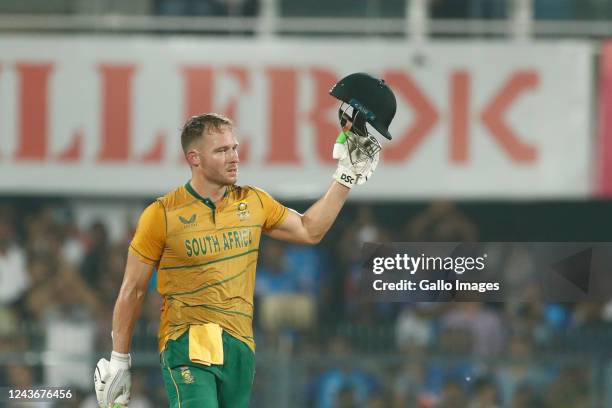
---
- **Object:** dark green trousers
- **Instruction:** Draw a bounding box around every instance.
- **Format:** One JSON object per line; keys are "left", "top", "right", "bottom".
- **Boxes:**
{"left": 160, "top": 330, "right": 255, "bottom": 408}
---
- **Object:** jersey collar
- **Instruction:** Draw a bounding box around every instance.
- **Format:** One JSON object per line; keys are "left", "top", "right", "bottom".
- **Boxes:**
{"left": 185, "top": 181, "right": 231, "bottom": 211}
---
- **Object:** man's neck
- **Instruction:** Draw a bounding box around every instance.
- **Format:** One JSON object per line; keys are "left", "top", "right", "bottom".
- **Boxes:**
{"left": 189, "top": 177, "right": 227, "bottom": 205}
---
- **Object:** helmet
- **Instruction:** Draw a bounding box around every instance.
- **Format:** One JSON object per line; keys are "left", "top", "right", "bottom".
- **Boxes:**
{"left": 329, "top": 72, "right": 397, "bottom": 140}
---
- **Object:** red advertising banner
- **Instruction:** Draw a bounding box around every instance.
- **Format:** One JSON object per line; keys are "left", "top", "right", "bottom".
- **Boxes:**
{"left": 0, "top": 37, "right": 594, "bottom": 199}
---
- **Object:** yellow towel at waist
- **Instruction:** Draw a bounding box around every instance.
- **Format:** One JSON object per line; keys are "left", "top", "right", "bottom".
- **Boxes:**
{"left": 188, "top": 323, "right": 224, "bottom": 366}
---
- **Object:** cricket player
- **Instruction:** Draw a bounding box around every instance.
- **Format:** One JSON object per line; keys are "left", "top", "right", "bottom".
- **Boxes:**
{"left": 94, "top": 73, "right": 396, "bottom": 407}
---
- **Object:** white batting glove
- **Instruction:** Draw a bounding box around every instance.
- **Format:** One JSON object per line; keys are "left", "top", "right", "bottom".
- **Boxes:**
{"left": 332, "top": 131, "right": 380, "bottom": 188}
{"left": 94, "top": 351, "right": 131, "bottom": 408}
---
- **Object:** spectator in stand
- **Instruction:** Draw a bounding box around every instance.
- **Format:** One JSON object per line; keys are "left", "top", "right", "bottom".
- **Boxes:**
{"left": 469, "top": 377, "right": 501, "bottom": 408}
{"left": 395, "top": 307, "right": 432, "bottom": 355}
{"left": 404, "top": 201, "right": 479, "bottom": 243}
{"left": 440, "top": 303, "right": 505, "bottom": 357}
{"left": 545, "top": 365, "right": 591, "bottom": 407}
{"left": 311, "top": 335, "right": 380, "bottom": 408}
{"left": 41, "top": 266, "right": 100, "bottom": 390}
{"left": 504, "top": 302, "right": 550, "bottom": 348}
{"left": 438, "top": 380, "right": 468, "bottom": 408}
{"left": 366, "top": 390, "right": 388, "bottom": 408}
{"left": 255, "top": 239, "right": 315, "bottom": 350}
{"left": 59, "top": 215, "right": 86, "bottom": 270}
{"left": 340, "top": 206, "right": 395, "bottom": 324}
{"left": 0, "top": 215, "right": 29, "bottom": 306}
{"left": 353, "top": 206, "right": 389, "bottom": 247}
{"left": 510, "top": 384, "right": 541, "bottom": 408}
{"left": 21, "top": 253, "right": 58, "bottom": 321}
{"left": 256, "top": 239, "right": 296, "bottom": 295}
{"left": 497, "top": 335, "right": 549, "bottom": 405}
{"left": 0, "top": 211, "right": 30, "bottom": 361}
{"left": 0, "top": 306, "right": 18, "bottom": 348}
{"left": 80, "top": 220, "right": 110, "bottom": 289}
{"left": 334, "top": 385, "right": 359, "bottom": 408}
{"left": 284, "top": 243, "right": 326, "bottom": 301}
{"left": 391, "top": 362, "right": 429, "bottom": 408}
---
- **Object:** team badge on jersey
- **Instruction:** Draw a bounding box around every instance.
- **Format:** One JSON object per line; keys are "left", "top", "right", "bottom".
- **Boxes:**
{"left": 237, "top": 202, "right": 250, "bottom": 221}
{"left": 179, "top": 366, "right": 195, "bottom": 384}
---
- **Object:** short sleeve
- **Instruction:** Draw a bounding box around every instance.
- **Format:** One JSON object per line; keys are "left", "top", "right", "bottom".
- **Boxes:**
{"left": 253, "top": 187, "right": 289, "bottom": 231}
{"left": 129, "top": 201, "right": 167, "bottom": 265}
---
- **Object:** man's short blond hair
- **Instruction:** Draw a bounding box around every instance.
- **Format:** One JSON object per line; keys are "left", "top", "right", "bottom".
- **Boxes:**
{"left": 180, "top": 113, "right": 233, "bottom": 153}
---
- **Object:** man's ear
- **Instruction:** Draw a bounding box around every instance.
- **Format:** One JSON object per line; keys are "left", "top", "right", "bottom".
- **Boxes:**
{"left": 186, "top": 150, "right": 200, "bottom": 167}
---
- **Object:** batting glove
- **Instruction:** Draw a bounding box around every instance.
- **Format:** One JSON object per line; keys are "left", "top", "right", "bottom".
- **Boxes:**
{"left": 94, "top": 351, "right": 131, "bottom": 408}
{"left": 332, "top": 131, "right": 380, "bottom": 188}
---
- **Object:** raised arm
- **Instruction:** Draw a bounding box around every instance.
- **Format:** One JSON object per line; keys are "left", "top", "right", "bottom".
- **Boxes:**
{"left": 265, "top": 128, "right": 380, "bottom": 245}
{"left": 265, "top": 181, "right": 349, "bottom": 245}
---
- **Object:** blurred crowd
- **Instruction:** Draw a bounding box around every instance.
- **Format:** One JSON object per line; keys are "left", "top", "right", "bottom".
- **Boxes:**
{"left": 0, "top": 199, "right": 610, "bottom": 407}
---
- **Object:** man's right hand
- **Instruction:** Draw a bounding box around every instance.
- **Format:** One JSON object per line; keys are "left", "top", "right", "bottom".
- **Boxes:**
{"left": 94, "top": 351, "right": 131, "bottom": 408}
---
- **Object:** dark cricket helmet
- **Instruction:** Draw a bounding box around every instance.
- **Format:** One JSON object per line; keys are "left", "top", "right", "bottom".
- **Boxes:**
{"left": 329, "top": 72, "right": 397, "bottom": 140}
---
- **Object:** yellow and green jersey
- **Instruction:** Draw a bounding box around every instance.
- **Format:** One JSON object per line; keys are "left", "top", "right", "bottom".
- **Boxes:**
{"left": 129, "top": 182, "right": 288, "bottom": 353}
